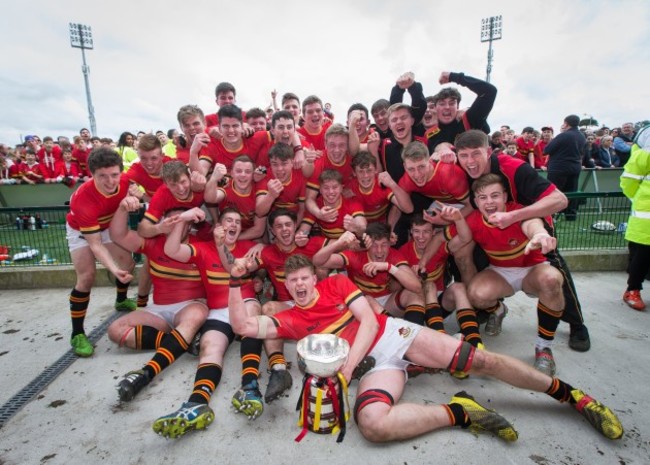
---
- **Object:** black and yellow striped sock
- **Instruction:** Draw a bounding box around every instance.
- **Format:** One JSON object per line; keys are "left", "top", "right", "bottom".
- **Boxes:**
{"left": 115, "top": 278, "right": 130, "bottom": 303}
{"left": 456, "top": 308, "right": 482, "bottom": 347}
{"left": 537, "top": 301, "right": 562, "bottom": 341}
{"left": 404, "top": 304, "right": 425, "bottom": 325}
{"left": 135, "top": 326, "right": 165, "bottom": 350}
{"left": 424, "top": 302, "right": 445, "bottom": 332}
{"left": 70, "top": 288, "right": 90, "bottom": 336}
{"left": 268, "top": 351, "right": 287, "bottom": 370}
{"left": 546, "top": 377, "right": 575, "bottom": 403}
{"left": 136, "top": 294, "right": 149, "bottom": 308}
{"left": 143, "top": 328, "right": 188, "bottom": 379}
{"left": 445, "top": 402, "right": 471, "bottom": 428}
{"left": 240, "top": 337, "right": 262, "bottom": 386}
{"left": 188, "top": 363, "right": 222, "bottom": 404}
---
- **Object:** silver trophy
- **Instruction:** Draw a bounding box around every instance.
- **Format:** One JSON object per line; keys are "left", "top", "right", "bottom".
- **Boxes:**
{"left": 297, "top": 334, "right": 350, "bottom": 377}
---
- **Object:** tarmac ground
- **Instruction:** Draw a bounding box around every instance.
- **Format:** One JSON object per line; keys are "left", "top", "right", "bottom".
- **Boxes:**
{"left": 0, "top": 271, "right": 649, "bottom": 465}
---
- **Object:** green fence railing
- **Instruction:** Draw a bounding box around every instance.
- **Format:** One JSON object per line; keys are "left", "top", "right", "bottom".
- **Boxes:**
{"left": 0, "top": 192, "right": 632, "bottom": 268}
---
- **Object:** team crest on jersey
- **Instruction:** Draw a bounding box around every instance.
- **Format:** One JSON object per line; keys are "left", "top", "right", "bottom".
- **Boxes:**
{"left": 398, "top": 326, "right": 412, "bottom": 338}
{"left": 336, "top": 303, "right": 346, "bottom": 312}
{"left": 508, "top": 238, "right": 519, "bottom": 247}
{"left": 426, "top": 127, "right": 441, "bottom": 138}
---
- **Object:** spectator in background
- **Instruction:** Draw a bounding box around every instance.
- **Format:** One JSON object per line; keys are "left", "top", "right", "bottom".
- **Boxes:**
{"left": 533, "top": 126, "right": 553, "bottom": 170}
{"left": 23, "top": 151, "right": 45, "bottom": 183}
{"left": 620, "top": 125, "right": 650, "bottom": 311}
{"left": 516, "top": 126, "right": 536, "bottom": 165}
{"left": 504, "top": 140, "right": 518, "bottom": 157}
{"left": 90, "top": 136, "right": 101, "bottom": 148}
{"left": 324, "top": 102, "right": 334, "bottom": 121}
{"left": 490, "top": 130, "right": 505, "bottom": 151}
{"left": 72, "top": 136, "right": 92, "bottom": 180}
{"left": 598, "top": 135, "right": 618, "bottom": 167}
{"left": 79, "top": 128, "right": 93, "bottom": 149}
{"left": 24, "top": 135, "right": 41, "bottom": 154}
{"left": 155, "top": 130, "right": 168, "bottom": 146}
{"left": 55, "top": 144, "right": 81, "bottom": 186}
{"left": 503, "top": 129, "right": 516, "bottom": 144}
{"left": 581, "top": 133, "right": 601, "bottom": 169}
{"left": 37, "top": 136, "right": 62, "bottom": 181}
{"left": 281, "top": 92, "right": 302, "bottom": 127}
{"left": 614, "top": 122, "right": 636, "bottom": 166}
{"left": 544, "top": 115, "right": 585, "bottom": 221}
{"left": 117, "top": 132, "right": 139, "bottom": 172}
{"left": 163, "top": 129, "right": 178, "bottom": 158}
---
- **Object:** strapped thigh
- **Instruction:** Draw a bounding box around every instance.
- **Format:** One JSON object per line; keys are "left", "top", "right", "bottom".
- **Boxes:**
{"left": 447, "top": 341, "right": 475, "bottom": 374}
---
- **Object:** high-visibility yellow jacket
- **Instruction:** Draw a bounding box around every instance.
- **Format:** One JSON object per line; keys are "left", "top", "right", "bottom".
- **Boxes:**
{"left": 620, "top": 126, "right": 650, "bottom": 245}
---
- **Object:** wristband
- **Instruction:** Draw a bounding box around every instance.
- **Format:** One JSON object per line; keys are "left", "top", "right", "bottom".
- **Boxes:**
{"left": 229, "top": 277, "right": 242, "bottom": 288}
{"left": 293, "top": 145, "right": 303, "bottom": 154}
{"left": 388, "top": 264, "right": 399, "bottom": 276}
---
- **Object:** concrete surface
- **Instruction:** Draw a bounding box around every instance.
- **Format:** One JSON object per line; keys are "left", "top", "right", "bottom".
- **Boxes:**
{"left": 0, "top": 272, "right": 648, "bottom": 465}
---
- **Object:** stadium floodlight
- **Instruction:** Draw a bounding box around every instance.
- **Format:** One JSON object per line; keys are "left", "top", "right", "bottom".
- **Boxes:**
{"left": 69, "top": 23, "right": 97, "bottom": 135}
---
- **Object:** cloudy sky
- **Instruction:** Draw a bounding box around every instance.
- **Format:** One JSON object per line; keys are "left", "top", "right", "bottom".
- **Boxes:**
{"left": 1, "top": 0, "right": 648, "bottom": 144}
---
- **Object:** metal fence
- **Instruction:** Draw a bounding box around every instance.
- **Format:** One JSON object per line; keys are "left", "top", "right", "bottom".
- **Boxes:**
{"left": 0, "top": 192, "right": 633, "bottom": 268}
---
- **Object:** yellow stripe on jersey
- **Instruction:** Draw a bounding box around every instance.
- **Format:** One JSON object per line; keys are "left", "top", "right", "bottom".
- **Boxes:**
{"left": 353, "top": 277, "right": 388, "bottom": 294}
{"left": 79, "top": 225, "right": 101, "bottom": 234}
{"left": 485, "top": 240, "right": 529, "bottom": 262}
{"left": 205, "top": 270, "right": 230, "bottom": 285}
{"left": 97, "top": 213, "right": 114, "bottom": 225}
{"left": 149, "top": 261, "right": 202, "bottom": 281}
{"left": 320, "top": 312, "right": 355, "bottom": 336}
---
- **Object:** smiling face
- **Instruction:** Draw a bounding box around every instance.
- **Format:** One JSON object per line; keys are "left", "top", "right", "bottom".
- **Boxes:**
{"left": 220, "top": 211, "right": 242, "bottom": 246}
{"left": 219, "top": 117, "right": 243, "bottom": 146}
{"left": 368, "top": 237, "right": 390, "bottom": 262}
{"left": 181, "top": 115, "right": 206, "bottom": 142}
{"left": 457, "top": 146, "right": 490, "bottom": 179}
{"left": 423, "top": 101, "right": 436, "bottom": 128}
{"left": 269, "top": 157, "right": 293, "bottom": 183}
{"left": 231, "top": 160, "right": 254, "bottom": 192}
{"left": 434, "top": 97, "right": 458, "bottom": 125}
{"left": 282, "top": 99, "right": 301, "bottom": 123}
{"left": 303, "top": 102, "right": 323, "bottom": 131}
{"left": 271, "top": 117, "right": 295, "bottom": 145}
{"left": 410, "top": 222, "right": 434, "bottom": 252}
{"left": 475, "top": 183, "right": 508, "bottom": 218}
{"left": 348, "top": 111, "right": 370, "bottom": 138}
{"left": 93, "top": 165, "right": 122, "bottom": 195}
{"left": 319, "top": 179, "right": 343, "bottom": 206}
{"left": 388, "top": 108, "right": 414, "bottom": 142}
{"left": 271, "top": 214, "right": 296, "bottom": 249}
{"left": 354, "top": 164, "right": 376, "bottom": 190}
{"left": 403, "top": 157, "right": 432, "bottom": 187}
{"left": 372, "top": 107, "right": 389, "bottom": 130}
{"left": 166, "top": 174, "right": 191, "bottom": 201}
{"left": 248, "top": 116, "right": 267, "bottom": 132}
{"left": 285, "top": 266, "right": 318, "bottom": 306}
{"left": 325, "top": 134, "right": 348, "bottom": 164}
{"left": 138, "top": 148, "right": 164, "bottom": 175}
{"left": 217, "top": 91, "right": 235, "bottom": 108}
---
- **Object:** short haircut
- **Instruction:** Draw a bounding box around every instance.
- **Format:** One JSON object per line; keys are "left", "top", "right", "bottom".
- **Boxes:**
{"left": 564, "top": 114, "right": 580, "bottom": 128}
{"left": 246, "top": 107, "right": 266, "bottom": 120}
{"left": 177, "top": 105, "right": 205, "bottom": 125}
{"left": 347, "top": 103, "right": 369, "bottom": 119}
{"left": 351, "top": 151, "right": 376, "bottom": 170}
{"left": 271, "top": 110, "right": 294, "bottom": 127}
{"left": 432, "top": 87, "right": 462, "bottom": 105}
{"left": 161, "top": 160, "right": 189, "bottom": 183}
{"left": 90, "top": 136, "right": 100, "bottom": 142}
{"left": 425, "top": 96, "right": 436, "bottom": 105}
{"left": 302, "top": 95, "right": 323, "bottom": 114}
{"left": 42, "top": 136, "right": 53, "bottom": 143}
{"left": 138, "top": 133, "right": 162, "bottom": 152}
{"left": 60, "top": 143, "right": 72, "bottom": 153}
{"left": 215, "top": 82, "right": 236, "bottom": 97}
{"left": 232, "top": 154, "right": 255, "bottom": 168}
{"left": 218, "top": 104, "right": 243, "bottom": 122}
{"left": 167, "top": 129, "right": 176, "bottom": 139}
{"left": 269, "top": 208, "right": 297, "bottom": 227}
{"left": 284, "top": 254, "right": 315, "bottom": 276}
{"left": 370, "top": 99, "right": 390, "bottom": 115}
{"left": 522, "top": 126, "right": 535, "bottom": 134}
{"left": 387, "top": 102, "right": 413, "bottom": 118}
{"left": 410, "top": 212, "right": 431, "bottom": 228}
{"left": 268, "top": 142, "right": 293, "bottom": 162}
{"left": 601, "top": 135, "right": 613, "bottom": 143}
{"left": 471, "top": 173, "right": 505, "bottom": 194}
{"left": 282, "top": 92, "right": 300, "bottom": 106}
{"left": 88, "top": 147, "right": 123, "bottom": 173}
{"left": 365, "top": 222, "right": 391, "bottom": 241}
{"left": 155, "top": 130, "right": 164, "bottom": 135}
{"left": 402, "top": 141, "right": 429, "bottom": 162}
{"left": 454, "top": 130, "right": 489, "bottom": 150}
{"left": 491, "top": 130, "right": 503, "bottom": 139}
{"left": 220, "top": 206, "right": 242, "bottom": 219}
{"left": 100, "top": 137, "right": 113, "bottom": 145}
{"left": 324, "top": 123, "right": 349, "bottom": 141}
{"left": 506, "top": 141, "right": 517, "bottom": 148}
{"left": 79, "top": 128, "right": 90, "bottom": 134}
{"left": 319, "top": 168, "right": 343, "bottom": 185}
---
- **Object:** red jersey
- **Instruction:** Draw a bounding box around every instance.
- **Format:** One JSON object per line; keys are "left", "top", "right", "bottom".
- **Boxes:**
{"left": 533, "top": 141, "right": 548, "bottom": 169}
{"left": 205, "top": 109, "right": 247, "bottom": 128}
{"left": 256, "top": 170, "right": 307, "bottom": 214}
{"left": 144, "top": 186, "right": 205, "bottom": 224}
{"left": 445, "top": 202, "right": 547, "bottom": 268}
{"left": 9, "top": 161, "right": 27, "bottom": 180}
{"left": 175, "top": 138, "right": 220, "bottom": 165}
{"left": 301, "top": 196, "right": 365, "bottom": 239}
{"left": 272, "top": 274, "right": 387, "bottom": 352}
{"left": 66, "top": 176, "right": 130, "bottom": 233}
{"left": 24, "top": 163, "right": 45, "bottom": 182}
{"left": 139, "top": 235, "right": 205, "bottom": 305}
{"left": 217, "top": 182, "right": 259, "bottom": 231}
{"left": 188, "top": 239, "right": 255, "bottom": 309}
{"left": 348, "top": 177, "right": 394, "bottom": 223}
{"left": 200, "top": 131, "right": 272, "bottom": 171}
{"left": 398, "top": 161, "right": 469, "bottom": 203}
{"left": 398, "top": 239, "right": 448, "bottom": 290}
{"left": 54, "top": 160, "right": 81, "bottom": 178}
{"left": 124, "top": 157, "right": 172, "bottom": 197}
{"left": 516, "top": 137, "right": 534, "bottom": 164}
{"left": 297, "top": 121, "right": 333, "bottom": 151}
{"left": 71, "top": 147, "right": 91, "bottom": 176}
{"left": 339, "top": 248, "right": 409, "bottom": 298}
{"left": 255, "top": 237, "right": 327, "bottom": 301}
{"left": 37, "top": 146, "right": 62, "bottom": 175}
{"left": 306, "top": 153, "right": 354, "bottom": 193}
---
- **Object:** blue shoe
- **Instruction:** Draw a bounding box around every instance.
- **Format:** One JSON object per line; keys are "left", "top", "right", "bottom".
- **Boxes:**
{"left": 152, "top": 402, "right": 215, "bottom": 439}
{"left": 232, "top": 380, "right": 264, "bottom": 420}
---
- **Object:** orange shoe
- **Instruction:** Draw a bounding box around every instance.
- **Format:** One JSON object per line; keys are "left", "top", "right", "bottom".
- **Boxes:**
{"left": 623, "top": 290, "right": 646, "bottom": 311}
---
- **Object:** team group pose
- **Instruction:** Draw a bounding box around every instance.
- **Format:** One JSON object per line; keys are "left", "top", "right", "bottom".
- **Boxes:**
{"left": 63, "top": 72, "right": 622, "bottom": 444}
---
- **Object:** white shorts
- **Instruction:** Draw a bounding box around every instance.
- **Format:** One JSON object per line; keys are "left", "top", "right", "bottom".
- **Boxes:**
{"left": 144, "top": 299, "right": 206, "bottom": 327}
{"left": 66, "top": 223, "right": 112, "bottom": 252}
{"left": 367, "top": 318, "right": 423, "bottom": 377}
{"left": 489, "top": 262, "right": 549, "bottom": 294}
{"left": 208, "top": 298, "right": 258, "bottom": 324}
{"left": 375, "top": 294, "right": 391, "bottom": 307}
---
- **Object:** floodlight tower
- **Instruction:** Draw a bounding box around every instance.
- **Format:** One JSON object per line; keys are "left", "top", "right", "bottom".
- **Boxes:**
{"left": 69, "top": 23, "right": 97, "bottom": 136}
{"left": 481, "top": 15, "right": 502, "bottom": 83}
